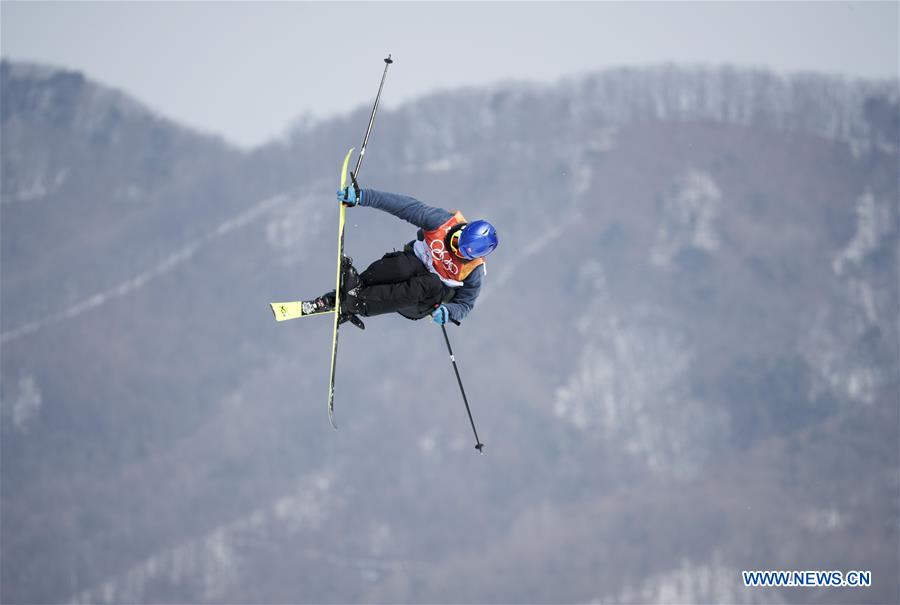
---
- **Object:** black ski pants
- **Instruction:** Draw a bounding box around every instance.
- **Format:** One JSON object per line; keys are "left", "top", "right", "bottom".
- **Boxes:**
{"left": 355, "top": 250, "right": 447, "bottom": 318}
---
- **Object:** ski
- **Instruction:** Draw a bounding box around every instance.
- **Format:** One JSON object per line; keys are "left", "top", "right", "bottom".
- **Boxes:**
{"left": 327, "top": 148, "right": 354, "bottom": 428}
{"left": 269, "top": 301, "right": 331, "bottom": 322}
{"left": 327, "top": 54, "right": 393, "bottom": 430}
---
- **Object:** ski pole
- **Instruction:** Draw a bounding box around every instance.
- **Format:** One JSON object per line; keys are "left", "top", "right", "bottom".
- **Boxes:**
{"left": 351, "top": 54, "right": 393, "bottom": 182}
{"left": 440, "top": 323, "right": 485, "bottom": 454}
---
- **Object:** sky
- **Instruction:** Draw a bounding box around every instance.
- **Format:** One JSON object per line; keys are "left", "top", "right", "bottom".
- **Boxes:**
{"left": 2, "top": 1, "right": 898, "bottom": 149}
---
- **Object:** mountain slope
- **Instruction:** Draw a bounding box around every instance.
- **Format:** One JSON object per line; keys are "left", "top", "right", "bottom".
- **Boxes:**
{"left": 1, "top": 62, "right": 897, "bottom": 604}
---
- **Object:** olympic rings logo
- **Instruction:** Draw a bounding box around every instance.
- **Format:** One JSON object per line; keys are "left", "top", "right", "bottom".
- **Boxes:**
{"left": 430, "top": 239, "right": 459, "bottom": 275}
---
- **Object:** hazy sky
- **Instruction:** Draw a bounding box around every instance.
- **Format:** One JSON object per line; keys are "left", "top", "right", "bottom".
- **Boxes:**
{"left": 3, "top": 1, "right": 898, "bottom": 149}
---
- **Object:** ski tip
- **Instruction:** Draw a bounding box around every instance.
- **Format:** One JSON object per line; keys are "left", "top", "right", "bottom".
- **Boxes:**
{"left": 340, "top": 147, "right": 355, "bottom": 190}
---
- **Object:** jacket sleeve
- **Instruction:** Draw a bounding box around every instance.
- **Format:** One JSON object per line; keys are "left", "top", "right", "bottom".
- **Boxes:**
{"left": 445, "top": 264, "right": 484, "bottom": 323}
{"left": 360, "top": 189, "right": 453, "bottom": 230}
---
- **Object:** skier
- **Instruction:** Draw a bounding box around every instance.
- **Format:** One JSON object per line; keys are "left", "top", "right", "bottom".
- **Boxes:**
{"left": 305, "top": 182, "right": 499, "bottom": 328}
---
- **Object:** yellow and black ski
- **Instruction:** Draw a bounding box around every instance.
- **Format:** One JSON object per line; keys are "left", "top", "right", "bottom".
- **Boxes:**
{"left": 327, "top": 147, "right": 355, "bottom": 429}
{"left": 268, "top": 301, "right": 331, "bottom": 322}
{"left": 267, "top": 56, "right": 392, "bottom": 430}
{"left": 327, "top": 55, "right": 393, "bottom": 430}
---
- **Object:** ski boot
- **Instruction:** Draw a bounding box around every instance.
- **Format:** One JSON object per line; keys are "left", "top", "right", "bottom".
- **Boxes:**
{"left": 302, "top": 290, "right": 364, "bottom": 329}
{"left": 340, "top": 292, "right": 367, "bottom": 329}
{"left": 338, "top": 256, "right": 366, "bottom": 329}
{"left": 301, "top": 291, "right": 335, "bottom": 315}
{"left": 340, "top": 255, "right": 361, "bottom": 294}
{"left": 339, "top": 293, "right": 367, "bottom": 330}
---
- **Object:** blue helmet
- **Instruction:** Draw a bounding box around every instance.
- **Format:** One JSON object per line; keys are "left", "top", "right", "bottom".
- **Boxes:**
{"left": 457, "top": 220, "right": 499, "bottom": 260}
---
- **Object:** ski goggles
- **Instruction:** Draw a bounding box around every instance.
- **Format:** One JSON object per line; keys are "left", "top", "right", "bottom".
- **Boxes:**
{"left": 449, "top": 228, "right": 464, "bottom": 256}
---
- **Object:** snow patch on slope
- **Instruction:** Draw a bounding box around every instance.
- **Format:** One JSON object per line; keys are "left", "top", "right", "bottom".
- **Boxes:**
{"left": 803, "top": 507, "right": 843, "bottom": 533}
{"left": 2, "top": 192, "right": 293, "bottom": 344}
{"left": 803, "top": 307, "right": 880, "bottom": 406}
{"left": 3, "top": 167, "right": 69, "bottom": 203}
{"left": 70, "top": 471, "right": 342, "bottom": 603}
{"left": 802, "top": 190, "right": 897, "bottom": 406}
{"left": 264, "top": 192, "right": 329, "bottom": 266}
{"left": 651, "top": 170, "right": 722, "bottom": 267}
{"left": 832, "top": 191, "right": 893, "bottom": 276}
{"left": 553, "top": 262, "right": 727, "bottom": 478}
{"left": 1, "top": 374, "right": 43, "bottom": 433}
{"left": 599, "top": 553, "right": 785, "bottom": 604}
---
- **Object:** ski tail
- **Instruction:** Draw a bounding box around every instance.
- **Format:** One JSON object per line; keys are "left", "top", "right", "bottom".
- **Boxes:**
{"left": 269, "top": 301, "right": 334, "bottom": 321}
{"left": 270, "top": 302, "right": 304, "bottom": 321}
